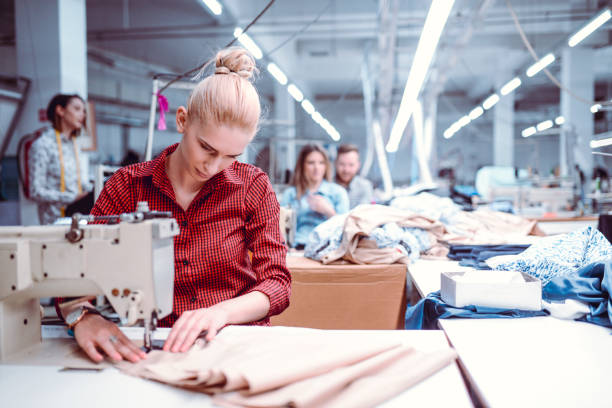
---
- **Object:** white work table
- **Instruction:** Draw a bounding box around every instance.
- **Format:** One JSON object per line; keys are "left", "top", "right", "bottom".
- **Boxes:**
{"left": 0, "top": 326, "right": 472, "bottom": 408}
{"left": 407, "top": 259, "right": 612, "bottom": 407}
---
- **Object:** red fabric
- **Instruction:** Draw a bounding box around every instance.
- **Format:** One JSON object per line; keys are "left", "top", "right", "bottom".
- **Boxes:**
{"left": 91, "top": 143, "right": 291, "bottom": 327}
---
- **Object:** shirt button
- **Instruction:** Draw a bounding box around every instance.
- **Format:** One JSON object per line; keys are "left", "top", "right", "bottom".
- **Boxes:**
{"left": 190, "top": 297, "right": 197, "bottom": 303}
{"left": 183, "top": 259, "right": 189, "bottom": 266}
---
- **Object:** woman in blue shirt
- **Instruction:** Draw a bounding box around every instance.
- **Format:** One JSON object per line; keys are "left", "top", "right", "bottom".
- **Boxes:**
{"left": 281, "top": 144, "right": 349, "bottom": 248}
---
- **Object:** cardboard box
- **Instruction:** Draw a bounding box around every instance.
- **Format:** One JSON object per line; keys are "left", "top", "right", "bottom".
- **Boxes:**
{"left": 440, "top": 270, "right": 542, "bottom": 311}
{"left": 271, "top": 256, "right": 407, "bottom": 330}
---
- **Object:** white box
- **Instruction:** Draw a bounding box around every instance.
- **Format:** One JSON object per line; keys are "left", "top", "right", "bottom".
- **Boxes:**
{"left": 440, "top": 270, "right": 542, "bottom": 311}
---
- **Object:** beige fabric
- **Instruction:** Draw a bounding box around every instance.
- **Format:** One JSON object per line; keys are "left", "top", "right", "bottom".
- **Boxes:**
{"left": 214, "top": 347, "right": 457, "bottom": 408}
{"left": 318, "top": 204, "right": 543, "bottom": 265}
{"left": 444, "top": 209, "right": 544, "bottom": 245}
{"left": 321, "top": 204, "right": 449, "bottom": 265}
{"left": 118, "top": 327, "right": 456, "bottom": 408}
{"left": 119, "top": 327, "right": 402, "bottom": 393}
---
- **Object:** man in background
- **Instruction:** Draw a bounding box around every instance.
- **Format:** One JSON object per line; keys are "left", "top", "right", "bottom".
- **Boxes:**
{"left": 334, "top": 144, "right": 374, "bottom": 208}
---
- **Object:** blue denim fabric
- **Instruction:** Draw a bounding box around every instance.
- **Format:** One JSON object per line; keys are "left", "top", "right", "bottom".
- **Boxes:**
{"left": 494, "top": 226, "right": 612, "bottom": 286}
{"left": 404, "top": 291, "right": 546, "bottom": 330}
{"left": 543, "top": 259, "right": 612, "bottom": 328}
{"left": 448, "top": 244, "right": 530, "bottom": 269}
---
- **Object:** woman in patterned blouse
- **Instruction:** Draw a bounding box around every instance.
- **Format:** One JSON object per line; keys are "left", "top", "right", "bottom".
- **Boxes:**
{"left": 28, "top": 94, "right": 93, "bottom": 224}
{"left": 59, "top": 47, "right": 291, "bottom": 364}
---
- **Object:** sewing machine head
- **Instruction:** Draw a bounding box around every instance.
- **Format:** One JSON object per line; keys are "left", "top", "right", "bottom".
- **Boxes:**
{"left": 0, "top": 210, "right": 179, "bottom": 361}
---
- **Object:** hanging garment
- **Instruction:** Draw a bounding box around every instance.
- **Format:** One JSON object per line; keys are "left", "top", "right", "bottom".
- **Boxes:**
{"left": 404, "top": 291, "right": 547, "bottom": 330}
{"left": 493, "top": 226, "right": 612, "bottom": 286}
{"left": 118, "top": 326, "right": 456, "bottom": 408}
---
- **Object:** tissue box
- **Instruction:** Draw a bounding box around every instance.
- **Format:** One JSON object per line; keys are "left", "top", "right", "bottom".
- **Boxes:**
{"left": 440, "top": 270, "right": 542, "bottom": 311}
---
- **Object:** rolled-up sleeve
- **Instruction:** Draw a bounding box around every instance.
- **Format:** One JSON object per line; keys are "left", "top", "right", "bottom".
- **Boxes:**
{"left": 244, "top": 173, "right": 291, "bottom": 317}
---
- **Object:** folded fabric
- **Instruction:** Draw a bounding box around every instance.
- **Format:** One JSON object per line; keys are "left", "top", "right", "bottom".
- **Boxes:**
{"left": 118, "top": 326, "right": 457, "bottom": 408}
{"left": 448, "top": 244, "right": 530, "bottom": 269}
{"left": 405, "top": 291, "right": 547, "bottom": 330}
{"left": 214, "top": 347, "right": 457, "bottom": 408}
{"left": 493, "top": 226, "right": 612, "bottom": 286}
{"left": 542, "top": 260, "right": 612, "bottom": 328}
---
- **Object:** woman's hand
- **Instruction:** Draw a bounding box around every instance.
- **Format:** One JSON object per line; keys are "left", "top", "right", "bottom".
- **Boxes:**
{"left": 163, "top": 306, "right": 230, "bottom": 353}
{"left": 74, "top": 314, "right": 147, "bottom": 363}
{"left": 307, "top": 194, "right": 335, "bottom": 217}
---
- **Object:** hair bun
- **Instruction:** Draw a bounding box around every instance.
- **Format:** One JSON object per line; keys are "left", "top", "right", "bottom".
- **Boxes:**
{"left": 215, "top": 47, "right": 257, "bottom": 80}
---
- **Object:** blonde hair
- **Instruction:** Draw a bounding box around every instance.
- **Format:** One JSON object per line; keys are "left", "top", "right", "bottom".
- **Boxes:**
{"left": 187, "top": 47, "right": 260, "bottom": 135}
{"left": 291, "top": 144, "right": 332, "bottom": 198}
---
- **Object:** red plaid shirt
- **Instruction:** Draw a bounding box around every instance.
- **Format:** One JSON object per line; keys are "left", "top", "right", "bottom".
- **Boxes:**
{"left": 92, "top": 143, "right": 291, "bottom": 327}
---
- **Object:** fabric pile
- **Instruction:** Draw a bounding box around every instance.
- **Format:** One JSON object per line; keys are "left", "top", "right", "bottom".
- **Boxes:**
{"left": 305, "top": 204, "right": 448, "bottom": 265}
{"left": 305, "top": 194, "right": 542, "bottom": 265}
{"left": 491, "top": 226, "right": 612, "bottom": 286}
{"left": 118, "top": 326, "right": 457, "bottom": 408}
{"left": 405, "top": 227, "right": 612, "bottom": 329}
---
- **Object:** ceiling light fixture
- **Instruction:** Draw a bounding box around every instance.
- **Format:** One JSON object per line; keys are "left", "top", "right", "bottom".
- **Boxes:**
{"left": 266, "top": 63, "right": 287, "bottom": 85}
{"left": 590, "top": 137, "right": 612, "bottom": 148}
{"left": 202, "top": 0, "right": 222, "bottom": 15}
{"left": 500, "top": 77, "right": 521, "bottom": 96}
{"left": 526, "top": 53, "right": 555, "bottom": 77}
{"left": 482, "top": 94, "right": 500, "bottom": 110}
{"left": 386, "top": 0, "right": 455, "bottom": 153}
{"left": 457, "top": 115, "right": 471, "bottom": 127}
{"left": 555, "top": 116, "right": 565, "bottom": 125}
{"left": 591, "top": 103, "right": 602, "bottom": 113}
{"left": 301, "top": 99, "right": 315, "bottom": 115}
{"left": 568, "top": 8, "right": 611, "bottom": 47}
{"left": 522, "top": 126, "right": 536, "bottom": 138}
{"left": 536, "top": 120, "right": 553, "bottom": 132}
{"left": 287, "top": 84, "right": 304, "bottom": 102}
{"left": 233, "top": 28, "right": 263, "bottom": 59}
{"left": 469, "top": 106, "right": 484, "bottom": 120}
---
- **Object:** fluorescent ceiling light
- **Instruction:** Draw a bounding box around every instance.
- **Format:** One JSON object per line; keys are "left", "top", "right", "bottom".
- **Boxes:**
{"left": 568, "top": 8, "right": 611, "bottom": 47}
{"left": 233, "top": 28, "right": 262, "bottom": 59}
{"left": 536, "top": 120, "right": 553, "bottom": 131}
{"left": 469, "top": 106, "right": 484, "bottom": 120}
{"left": 457, "top": 115, "right": 470, "bottom": 127}
{"left": 526, "top": 53, "right": 555, "bottom": 77}
{"left": 301, "top": 99, "right": 315, "bottom": 115}
{"left": 482, "top": 94, "right": 500, "bottom": 110}
{"left": 522, "top": 126, "right": 536, "bottom": 138}
{"left": 443, "top": 127, "right": 454, "bottom": 139}
{"left": 266, "top": 63, "right": 287, "bottom": 85}
{"left": 386, "top": 0, "right": 455, "bottom": 153}
{"left": 500, "top": 77, "right": 521, "bottom": 96}
{"left": 202, "top": 0, "right": 222, "bottom": 15}
{"left": 590, "top": 137, "right": 612, "bottom": 148}
{"left": 591, "top": 103, "right": 602, "bottom": 113}
{"left": 287, "top": 84, "right": 304, "bottom": 102}
{"left": 555, "top": 116, "right": 565, "bottom": 125}
{"left": 328, "top": 129, "right": 341, "bottom": 141}
{"left": 311, "top": 111, "right": 323, "bottom": 124}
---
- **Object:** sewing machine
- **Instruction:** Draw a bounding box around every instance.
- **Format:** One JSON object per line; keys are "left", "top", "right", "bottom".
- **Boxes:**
{"left": 0, "top": 210, "right": 179, "bottom": 362}
{"left": 279, "top": 207, "right": 296, "bottom": 248}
